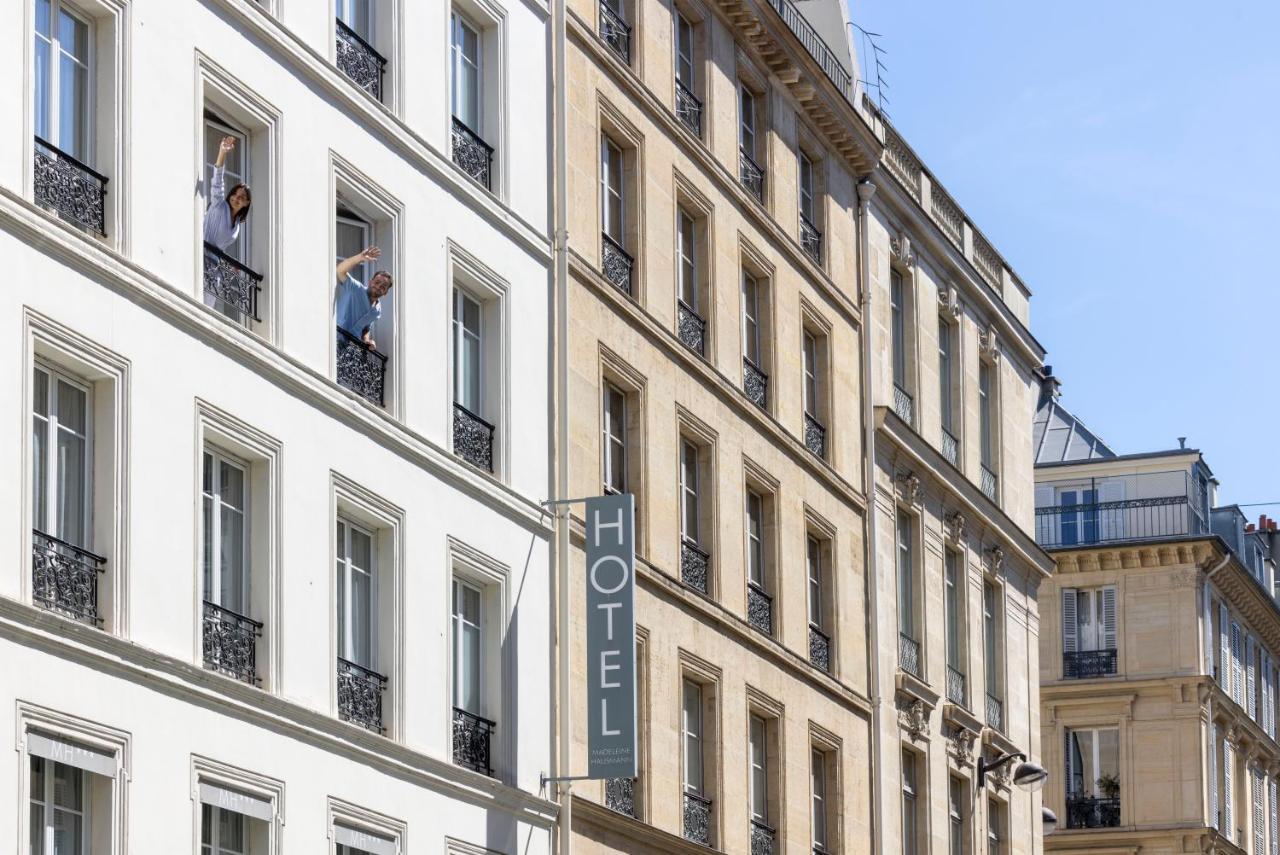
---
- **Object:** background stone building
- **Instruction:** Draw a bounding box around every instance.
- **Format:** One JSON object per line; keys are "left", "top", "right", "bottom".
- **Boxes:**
{"left": 1035, "top": 374, "right": 1280, "bottom": 854}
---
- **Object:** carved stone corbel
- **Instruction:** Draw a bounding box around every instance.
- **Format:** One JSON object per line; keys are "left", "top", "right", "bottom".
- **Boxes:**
{"left": 897, "top": 471, "right": 923, "bottom": 506}
{"left": 979, "top": 323, "right": 1001, "bottom": 363}
{"left": 898, "top": 697, "right": 928, "bottom": 742}
{"left": 890, "top": 231, "right": 915, "bottom": 268}
{"left": 938, "top": 282, "right": 961, "bottom": 319}
{"left": 946, "top": 725, "right": 976, "bottom": 769}
{"left": 945, "top": 511, "right": 966, "bottom": 544}
{"left": 986, "top": 546, "right": 1006, "bottom": 575}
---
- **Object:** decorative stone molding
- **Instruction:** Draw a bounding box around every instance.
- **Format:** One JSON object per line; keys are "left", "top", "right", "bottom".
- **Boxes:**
{"left": 986, "top": 545, "right": 1006, "bottom": 575}
{"left": 938, "top": 283, "right": 961, "bottom": 319}
{"left": 897, "top": 697, "right": 928, "bottom": 743}
{"left": 946, "top": 725, "right": 976, "bottom": 769}
{"left": 890, "top": 231, "right": 915, "bottom": 268}
{"left": 897, "top": 471, "right": 922, "bottom": 506}
{"left": 945, "top": 511, "right": 966, "bottom": 543}
{"left": 978, "top": 323, "right": 1001, "bottom": 363}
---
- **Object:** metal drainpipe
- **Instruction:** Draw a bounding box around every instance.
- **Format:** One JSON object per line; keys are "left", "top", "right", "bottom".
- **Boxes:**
{"left": 855, "top": 177, "right": 882, "bottom": 853}
{"left": 551, "top": 0, "right": 571, "bottom": 845}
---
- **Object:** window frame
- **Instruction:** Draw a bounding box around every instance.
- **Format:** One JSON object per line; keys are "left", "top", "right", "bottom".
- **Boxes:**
{"left": 202, "top": 802, "right": 248, "bottom": 855}
{"left": 802, "top": 329, "right": 820, "bottom": 417}
{"left": 979, "top": 360, "right": 995, "bottom": 468}
{"left": 30, "top": 755, "right": 90, "bottom": 855}
{"left": 202, "top": 112, "right": 250, "bottom": 262}
{"left": 1064, "top": 726, "right": 1120, "bottom": 799}
{"left": 679, "top": 439, "right": 701, "bottom": 546}
{"left": 600, "top": 135, "right": 625, "bottom": 246}
{"left": 452, "top": 286, "right": 484, "bottom": 414}
{"left": 798, "top": 151, "right": 815, "bottom": 222}
{"left": 949, "top": 775, "right": 967, "bottom": 855}
{"left": 891, "top": 269, "right": 907, "bottom": 389}
{"left": 201, "top": 447, "right": 251, "bottom": 616}
{"left": 674, "top": 11, "right": 695, "bottom": 88}
{"left": 33, "top": 0, "right": 95, "bottom": 164}
{"left": 681, "top": 678, "right": 705, "bottom": 796}
{"left": 336, "top": 516, "right": 378, "bottom": 671}
{"left": 602, "top": 382, "right": 627, "bottom": 495}
{"left": 737, "top": 82, "right": 757, "bottom": 159}
{"left": 745, "top": 489, "right": 765, "bottom": 590}
{"left": 938, "top": 316, "right": 955, "bottom": 434}
{"left": 336, "top": 0, "right": 374, "bottom": 39}
{"left": 748, "top": 713, "right": 769, "bottom": 824}
{"left": 741, "top": 270, "right": 761, "bottom": 365}
{"left": 811, "top": 747, "right": 829, "bottom": 852}
{"left": 451, "top": 576, "right": 484, "bottom": 716}
{"left": 449, "top": 10, "right": 483, "bottom": 132}
{"left": 677, "top": 207, "right": 698, "bottom": 310}
{"left": 31, "top": 360, "right": 94, "bottom": 551}
{"left": 983, "top": 580, "right": 1002, "bottom": 699}
{"left": 944, "top": 549, "right": 964, "bottom": 674}
{"left": 901, "top": 748, "right": 919, "bottom": 855}
{"left": 896, "top": 511, "right": 916, "bottom": 642}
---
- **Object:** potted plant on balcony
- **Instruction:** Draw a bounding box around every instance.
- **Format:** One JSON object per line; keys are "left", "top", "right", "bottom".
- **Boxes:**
{"left": 1096, "top": 773, "right": 1120, "bottom": 800}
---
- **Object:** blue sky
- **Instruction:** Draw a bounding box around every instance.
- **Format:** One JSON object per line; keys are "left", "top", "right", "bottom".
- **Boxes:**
{"left": 850, "top": 0, "right": 1280, "bottom": 510}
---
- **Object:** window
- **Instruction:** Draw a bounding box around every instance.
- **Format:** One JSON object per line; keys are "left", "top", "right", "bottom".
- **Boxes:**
{"left": 979, "top": 362, "right": 994, "bottom": 469}
{"left": 803, "top": 331, "right": 819, "bottom": 417}
{"left": 806, "top": 532, "right": 834, "bottom": 671}
{"left": 202, "top": 803, "right": 247, "bottom": 854}
{"left": 336, "top": 519, "right": 376, "bottom": 670}
{"left": 30, "top": 756, "right": 89, "bottom": 855}
{"left": 738, "top": 83, "right": 757, "bottom": 159}
{"left": 939, "top": 318, "right": 955, "bottom": 436}
{"left": 944, "top": 550, "right": 965, "bottom": 700}
{"left": 891, "top": 270, "right": 907, "bottom": 391}
{"left": 746, "top": 491, "right": 764, "bottom": 589}
{"left": 675, "top": 13, "right": 695, "bottom": 88}
{"left": 987, "top": 799, "right": 1004, "bottom": 855}
{"left": 453, "top": 289, "right": 483, "bottom": 415}
{"left": 450, "top": 12, "right": 481, "bottom": 131}
{"left": 32, "top": 363, "right": 91, "bottom": 552}
{"left": 902, "top": 749, "right": 919, "bottom": 855}
{"left": 799, "top": 153, "right": 815, "bottom": 223}
{"left": 677, "top": 209, "right": 698, "bottom": 311}
{"left": 602, "top": 383, "right": 627, "bottom": 494}
{"left": 1055, "top": 486, "right": 1099, "bottom": 545}
{"left": 749, "top": 714, "right": 768, "bottom": 825}
{"left": 896, "top": 512, "right": 916, "bottom": 645}
{"left": 742, "top": 271, "right": 764, "bottom": 373}
{"left": 1061, "top": 587, "right": 1117, "bottom": 678}
{"left": 197, "top": 776, "right": 277, "bottom": 855}
{"left": 601, "top": 137, "right": 625, "bottom": 246}
{"left": 452, "top": 579, "right": 482, "bottom": 715}
{"left": 811, "top": 749, "right": 830, "bottom": 853}
{"left": 34, "top": 0, "right": 91, "bottom": 162}
{"left": 336, "top": 0, "right": 372, "bottom": 38}
{"left": 26, "top": 726, "right": 123, "bottom": 855}
{"left": 1064, "top": 727, "right": 1120, "bottom": 807}
{"left": 983, "top": 581, "right": 1001, "bottom": 701}
{"left": 682, "top": 679, "right": 705, "bottom": 796}
{"left": 807, "top": 535, "right": 824, "bottom": 630}
{"left": 949, "top": 776, "right": 967, "bottom": 855}
{"left": 744, "top": 487, "right": 773, "bottom": 634}
{"left": 202, "top": 451, "right": 249, "bottom": 616}
{"left": 680, "top": 440, "right": 700, "bottom": 546}
{"left": 203, "top": 115, "right": 249, "bottom": 263}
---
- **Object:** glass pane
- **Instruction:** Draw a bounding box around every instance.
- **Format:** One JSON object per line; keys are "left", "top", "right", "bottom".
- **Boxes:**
{"left": 30, "top": 801, "right": 44, "bottom": 855}
{"left": 219, "top": 504, "right": 244, "bottom": 612}
{"left": 55, "top": 430, "right": 86, "bottom": 548}
{"left": 202, "top": 494, "right": 214, "bottom": 599}
{"left": 56, "top": 380, "right": 86, "bottom": 434}
{"left": 351, "top": 528, "right": 372, "bottom": 571}
{"left": 219, "top": 461, "right": 244, "bottom": 509}
{"left": 32, "top": 414, "right": 48, "bottom": 534}
{"left": 51, "top": 809, "right": 82, "bottom": 855}
{"left": 750, "top": 716, "right": 767, "bottom": 819}
{"left": 464, "top": 583, "right": 481, "bottom": 623}
{"left": 352, "top": 566, "right": 371, "bottom": 666}
{"left": 57, "top": 49, "right": 88, "bottom": 161}
{"left": 219, "top": 806, "right": 245, "bottom": 853}
{"left": 51, "top": 762, "right": 81, "bottom": 810}
{"left": 459, "top": 621, "right": 481, "bottom": 711}
{"left": 682, "top": 681, "right": 702, "bottom": 792}
{"left": 202, "top": 803, "right": 212, "bottom": 846}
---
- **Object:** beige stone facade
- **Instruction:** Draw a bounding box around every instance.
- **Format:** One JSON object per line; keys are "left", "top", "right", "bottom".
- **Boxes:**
{"left": 1035, "top": 437, "right": 1280, "bottom": 854}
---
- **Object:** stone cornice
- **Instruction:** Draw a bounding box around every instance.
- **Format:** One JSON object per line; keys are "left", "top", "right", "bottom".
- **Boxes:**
{"left": 0, "top": 191, "right": 553, "bottom": 536}
{"left": 572, "top": 794, "right": 711, "bottom": 854}
{"left": 0, "top": 597, "right": 559, "bottom": 826}
{"left": 570, "top": 251, "right": 868, "bottom": 516}
{"left": 875, "top": 406, "right": 1054, "bottom": 579}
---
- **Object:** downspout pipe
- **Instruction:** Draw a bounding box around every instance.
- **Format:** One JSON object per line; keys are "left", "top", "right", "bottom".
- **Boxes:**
{"left": 855, "top": 177, "right": 882, "bottom": 853}
{"left": 551, "top": 0, "right": 571, "bottom": 847}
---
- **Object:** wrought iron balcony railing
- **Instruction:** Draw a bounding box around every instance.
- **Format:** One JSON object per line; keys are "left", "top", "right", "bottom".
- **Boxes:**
{"left": 453, "top": 402, "right": 495, "bottom": 473}
{"left": 31, "top": 530, "right": 105, "bottom": 626}
{"left": 34, "top": 136, "right": 108, "bottom": 236}
{"left": 739, "top": 149, "right": 765, "bottom": 202}
{"left": 337, "top": 657, "right": 387, "bottom": 734}
{"left": 804, "top": 412, "right": 827, "bottom": 459}
{"left": 941, "top": 428, "right": 959, "bottom": 467}
{"left": 1063, "top": 649, "right": 1118, "bottom": 679}
{"left": 1035, "top": 496, "right": 1201, "bottom": 549}
{"left": 800, "top": 214, "right": 822, "bottom": 264}
{"left": 763, "top": 0, "right": 852, "bottom": 100}
{"left": 985, "top": 692, "right": 1003, "bottom": 732}
{"left": 747, "top": 583, "right": 773, "bottom": 635}
{"left": 451, "top": 117, "right": 494, "bottom": 190}
{"left": 452, "top": 706, "right": 496, "bottom": 777}
{"left": 203, "top": 242, "right": 262, "bottom": 324}
{"left": 675, "top": 79, "right": 702, "bottom": 136}
{"left": 744, "top": 358, "right": 768, "bottom": 410}
{"left": 677, "top": 300, "right": 706, "bottom": 356}
{"left": 893, "top": 383, "right": 914, "bottom": 424}
{"left": 980, "top": 464, "right": 998, "bottom": 503}
{"left": 336, "top": 327, "right": 388, "bottom": 407}
{"left": 750, "top": 819, "right": 776, "bottom": 855}
{"left": 335, "top": 19, "right": 387, "bottom": 102}
{"left": 601, "top": 232, "right": 634, "bottom": 295}
{"left": 898, "top": 632, "right": 921, "bottom": 678}
{"left": 681, "top": 538, "right": 710, "bottom": 594}
{"left": 598, "top": 1, "right": 631, "bottom": 62}
{"left": 202, "top": 600, "right": 262, "bottom": 684}
{"left": 605, "top": 777, "right": 636, "bottom": 816}
{"left": 945, "top": 665, "right": 967, "bottom": 707}
{"left": 682, "top": 791, "right": 712, "bottom": 846}
{"left": 809, "top": 623, "right": 831, "bottom": 672}
{"left": 1065, "top": 796, "right": 1121, "bottom": 829}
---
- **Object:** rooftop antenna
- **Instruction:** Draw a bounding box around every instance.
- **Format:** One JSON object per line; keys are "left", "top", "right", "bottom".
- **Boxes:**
{"left": 849, "top": 22, "right": 890, "bottom": 118}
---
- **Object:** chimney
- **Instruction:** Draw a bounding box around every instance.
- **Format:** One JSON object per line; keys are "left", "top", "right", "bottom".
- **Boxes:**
{"left": 1037, "top": 365, "right": 1062, "bottom": 410}
{"left": 1247, "top": 524, "right": 1256, "bottom": 533}
{"left": 1178, "top": 437, "right": 1187, "bottom": 449}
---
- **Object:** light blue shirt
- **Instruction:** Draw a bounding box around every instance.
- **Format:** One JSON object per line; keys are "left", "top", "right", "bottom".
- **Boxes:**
{"left": 335, "top": 274, "right": 381, "bottom": 339}
{"left": 202, "top": 165, "right": 241, "bottom": 251}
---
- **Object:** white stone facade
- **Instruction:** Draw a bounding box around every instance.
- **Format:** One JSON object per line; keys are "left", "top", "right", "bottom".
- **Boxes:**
{"left": 0, "top": 0, "right": 554, "bottom": 853}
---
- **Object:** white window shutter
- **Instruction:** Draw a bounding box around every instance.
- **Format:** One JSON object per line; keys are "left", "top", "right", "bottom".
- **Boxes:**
{"left": 1249, "top": 636, "right": 1258, "bottom": 719}
{"left": 1102, "top": 586, "right": 1117, "bottom": 651}
{"left": 1061, "top": 588, "right": 1078, "bottom": 655}
{"left": 1226, "top": 740, "right": 1235, "bottom": 836}
{"left": 1270, "top": 776, "right": 1277, "bottom": 855}
{"left": 1257, "top": 770, "right": 1266, "bottom": 855}
{"left": 1205, "top": 585, "right": 1215, "bottom": 676}
{"left": 1210, "top": 720, "right": 1218, "bottom": 829}
{"left": 1234, "top": 623, "right": 1245, "bottom": 705}
{"left": 1222, "top": 603, "right": 1232, "bottom": 688}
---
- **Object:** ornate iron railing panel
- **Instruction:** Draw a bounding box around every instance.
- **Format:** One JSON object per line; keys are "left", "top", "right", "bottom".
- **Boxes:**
{"left": 809, "top": 623, "right": 831, "bottom": 672}
{"left": 985, "top": 692, "right": 1003, "bottom": 732}
{"left": 452, "top": 706, "right": 496, "bottom": 777}
{"left": 751, "top": 819, "right": 776, "bottom": 855}
{"left": 451, "top": 117, "right": 494, "bottom": 190}
{"left": 336, "top": 327, "right": 388, "bottom": 407}
{"left": 1063, "top": 649, "right": 1118, "bottom": 679}
{"left": 681, "top": 539, "right": 710, "bottom": 594}
{"left": 1035, "top": 495, "right": 1195, "bottom": 549}
{"left": 202, "top": 600, "right": 262, "bottom": 684}
{"left": 747, "top": 583, "right": 773, "bottom": 635}
{"left": 598, "top": 1, "right": 631, "bottom": 62}
{"left": 34, "top": 137, "right": 108, "bottom": 235}
{"left": 335, "top": 19, "right": 387, "bottom": 102}
{"left": 893, "top": 383, "right": 914, "bottom": 424}
{"left": 453, "top": 403, "right": 495, "bottom": 473}
{"left": 800, "top": 214, "right": 822, "bottom": 264}
{"left": 898, "top": 632, "right": 921, "bottom": 678}
{"left": 743, "top": 358, "right": 768, "bottom": 410}
{"left": 941, "top": 429, "right": 959, "bottom": 467}
{"left": 31, "top": 530, "right": 105, "bottom": 626}
{"left": 675, "top": 79, "right": 702, "bottom": 136}
{"left": 1065, "top": 796, "right": 1121, "bottom": 829}
{"left": 739, "top": 149, "right": 765, "bottom": 202}
{"left": 605, "top": 777, "right": 636, "bottom": 816}
{"left": 677, "top": 300, "right": 706, "bottom": 356}
{"left": 682, "top": 792, "right": 712, "bottom": 846}
{"left": 945, "top": 665, "right": 967, "bottom": 708}
{"left": 337, "top": 657, "right": 387, "bottom": 734}
{"left": 804, "top": 413, "right": 826, "bottom": 459}
{"left": 601, "top": 232, "right": 634, "bottom": 295}
{"left": 980, "top": 464, "right": 998, "bottom": 503}
{"left": 203, "top": 242, "right": 262, "bottom": 323}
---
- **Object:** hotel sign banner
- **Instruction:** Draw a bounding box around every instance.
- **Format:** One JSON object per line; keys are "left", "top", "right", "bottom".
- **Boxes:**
{"left": 585, "top": 493, "right": 637, "bottom": 779}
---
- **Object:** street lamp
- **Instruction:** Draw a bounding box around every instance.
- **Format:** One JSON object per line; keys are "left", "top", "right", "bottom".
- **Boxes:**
{"left": 1042, "top": 806, "right": 1058, "bottom": 834}
{"left": 977, "top": 751, "right": 1049, "bottom": 792}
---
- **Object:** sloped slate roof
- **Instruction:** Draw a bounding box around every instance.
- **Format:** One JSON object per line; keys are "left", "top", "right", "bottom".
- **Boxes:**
{"left": 1033, "top": 397, "right": 1116, "bottom": 464}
